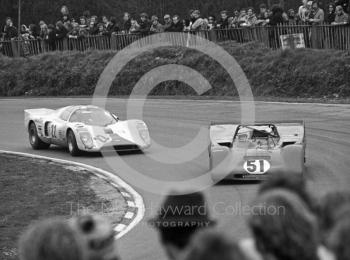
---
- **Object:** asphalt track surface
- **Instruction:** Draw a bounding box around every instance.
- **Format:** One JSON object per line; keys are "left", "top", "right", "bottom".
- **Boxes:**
{"left": 1, "top": 97, "right": 350, "bottom": 260}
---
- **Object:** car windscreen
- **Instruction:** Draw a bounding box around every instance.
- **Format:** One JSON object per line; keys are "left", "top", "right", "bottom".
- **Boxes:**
{"left": 69, "top": 108, "right": 116, "bottom": 126}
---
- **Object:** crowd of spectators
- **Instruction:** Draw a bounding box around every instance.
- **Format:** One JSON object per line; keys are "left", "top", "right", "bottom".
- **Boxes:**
{"left": 17, "top": 174, "right": 350, "bottom": 260}
{"left": 2, "top": 0, "right": 350, "bottom": 42}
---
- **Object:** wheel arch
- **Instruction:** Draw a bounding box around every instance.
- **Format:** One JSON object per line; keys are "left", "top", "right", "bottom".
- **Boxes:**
{"left": 28, "top": 120, "right": 35, "bottom": 131}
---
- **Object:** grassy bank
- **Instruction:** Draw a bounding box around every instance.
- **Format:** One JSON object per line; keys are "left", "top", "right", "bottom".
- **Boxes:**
{"left": 0, "top": 42, "right": 349, "bottom": 98}
{"left": 0, "top": 154, "right": 127, "bottom": 260}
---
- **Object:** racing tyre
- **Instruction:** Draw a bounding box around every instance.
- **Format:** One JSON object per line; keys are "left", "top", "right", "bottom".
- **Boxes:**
{"left": 29, "top": 123, "right": 50, "bottom": 150}
{"left": 67, "top": 130, "right": 81, "bottom": 156}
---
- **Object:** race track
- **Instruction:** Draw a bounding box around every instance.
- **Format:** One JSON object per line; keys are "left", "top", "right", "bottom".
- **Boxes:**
{"left": 1, "top": 98, "right": 350, "bottom": 260}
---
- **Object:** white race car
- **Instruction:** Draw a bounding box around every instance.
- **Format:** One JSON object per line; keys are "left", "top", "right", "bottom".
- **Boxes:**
{"left": 24, "top": 105, "right": 151, "bottom": 156}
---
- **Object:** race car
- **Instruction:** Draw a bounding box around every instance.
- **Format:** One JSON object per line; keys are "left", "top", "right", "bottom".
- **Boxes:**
{"left": 24, "top": 105, "right": 151, "bottom": 156}
{"left": 209, "top": 121, "right": 306, "bottom": 182}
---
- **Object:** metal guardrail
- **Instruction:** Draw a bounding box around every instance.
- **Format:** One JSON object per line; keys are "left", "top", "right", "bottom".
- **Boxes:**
{"left": 1, "top": 24, "right": 349, "bottom": 57}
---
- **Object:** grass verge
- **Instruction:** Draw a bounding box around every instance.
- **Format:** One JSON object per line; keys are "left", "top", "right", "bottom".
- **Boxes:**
{"left": 0, "top": 153, "right": 127, "bottom": 260}
{"left": 0, "top": 42, "right": 349, "bottom": 99}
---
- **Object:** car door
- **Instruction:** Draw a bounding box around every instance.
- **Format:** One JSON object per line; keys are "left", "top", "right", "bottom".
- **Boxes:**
{"left": 48, "top": 109, "right": 71, "bottom": 146}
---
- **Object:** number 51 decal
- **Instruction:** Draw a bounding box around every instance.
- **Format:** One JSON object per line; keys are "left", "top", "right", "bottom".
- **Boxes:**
{"left": 244, "top": 160, "right": 271, "bottom": 174}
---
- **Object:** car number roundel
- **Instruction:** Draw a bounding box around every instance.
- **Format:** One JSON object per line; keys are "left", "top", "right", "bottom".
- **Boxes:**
{"left": 244, "top": 160, "right": 271, "bottom": 174}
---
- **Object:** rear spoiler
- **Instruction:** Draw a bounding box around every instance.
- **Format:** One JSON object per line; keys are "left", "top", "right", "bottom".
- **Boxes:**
{"left": 209, "top": 120, "right": 305, "bottom": 144}
{"left": 211, "top": 120, "right": 304, "bottom": 126}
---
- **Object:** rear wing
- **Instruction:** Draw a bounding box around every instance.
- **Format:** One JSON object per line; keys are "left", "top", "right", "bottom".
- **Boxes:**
{"left": 210, "top": 120, "right": 305, "bottom": 144}
{"left": 24, "top": 108, "right": 54, "bottom": 127}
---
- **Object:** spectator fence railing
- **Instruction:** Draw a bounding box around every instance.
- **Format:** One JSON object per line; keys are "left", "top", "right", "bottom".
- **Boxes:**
{"left": 1, "top": 24, "right": 350, "bottom": 57}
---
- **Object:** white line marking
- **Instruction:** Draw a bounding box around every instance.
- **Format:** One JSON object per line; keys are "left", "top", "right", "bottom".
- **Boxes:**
{"left": 127, "top": 201, "right": 136, "bottom": 207}
{"left": 121, "top": 192, "right": 131, "bottom": 198}
{"left": 114, "top": 224, "right": 127, "bottom": 232}
{"left": 0, "top": 150, "right": 145, "bottom": 240}
{"left": 124, "top": 212, "right": 134, "bottom": 219}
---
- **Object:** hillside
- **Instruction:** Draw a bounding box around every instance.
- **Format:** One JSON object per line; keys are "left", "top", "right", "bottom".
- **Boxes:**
{"left": 0, "top": 42, "right": 349, "bottom": 99}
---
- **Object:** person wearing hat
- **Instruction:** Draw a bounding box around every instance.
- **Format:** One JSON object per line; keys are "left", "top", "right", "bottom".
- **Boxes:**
{"left": 150, "top": 15, "right": 164, "bottom": 34}
{"left": 139, "top": 12, "right": 151, "bottom": 35}
{"left": 149, "top": 191, "right": 216, "bottom": 260}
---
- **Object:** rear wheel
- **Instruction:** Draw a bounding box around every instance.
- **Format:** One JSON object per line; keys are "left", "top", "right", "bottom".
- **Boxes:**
{"left": 67, "top": 130, "right": 81, "bottom": 156}
{"left": 29, "top": 123, "right": 50, "bottom": 150}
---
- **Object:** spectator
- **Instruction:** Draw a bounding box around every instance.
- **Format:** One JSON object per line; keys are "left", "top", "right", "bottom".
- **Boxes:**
{"left": 149, "top": 191, "right": 216, "bottom": 260}
{"left": 79, "top": 16, "right": 89, "bottom": 37}
{"left": 238, "top": 9, "right": 248, "bottom": 26}
{"left": 107, "top": 17, "right": 119, "bottom": 35}
{"left": 309, "top": 1, "right": 325, "bottom": 24}
{"left": 47, "top": 24, "right": 57, "bottom": 50}
{"left": 163, "top": 14, "right": 173, "bottom": 31}
{"left": 317, "top": 190, "right": 350, "bottom": 245}
{"left": 102, "top": 16, "right": 110, "bottom": 28}
{"left": 245, "top": 7, "right": 258, "bottom": 26}
{"left": 18, "top": 217, "right": 85, "bottom": 260}
{"left": 20, "top": 24, "right": 29, "bottom": 35}
{"left": 3, "top": 17, "right": 18, "bottom": 40}
{"left": 129, "top": 18, "right": 140, "bottom": 33}
{"left": 191, "top": 10, "right": 207, "bottom": 30}
{"left": 335, "top": 0, "right": 349, "bottom": 13}
{"left": 207, "top": 15, "right": 217, "bottom": 30}
{"left": 69, "top": 215, "right": 120, "bottom": 260}
{"left": 88, "top": 20, "right": 98, "bottom": 35}
{"left": 282, "top": 11, "right": 290, "bottom": 22}
{"left": 298, "top": 0, "right": 309, "bottom": 22}
{"left": 218, "top": 10, "right": 230, "bottom": 29}
{"left": 121, "top": 12, "right": 131, "bottom": 33}
{"left": 150, "top": 15, "right": 164, "bottom": 33}
{"left": 68, "top": 22, "right": 80, "bottom": 39}
{"left": 332, "top": 5, "right": 349, "bottom": 24}
{"left": 97, "top": 23, "right": 109, "bottom": 36}
{"left": 56, "top": 21, "right": 68, "bottom": 39}
{"left": 325, "top": 3, "right": 336, "bottom": 24}
{"left": 231, "top": 10, "right": 241, "bottom": 27}
{"left": 326, "top": 210, "right": 350, "bottom": 260}
{"left": 288, "top": 9, "right": 298, "bottom": 24}
{"left": 39, "top": 21, "right": 48, "bottom": 40}
{"left": 139, "top": 13, "right": 151, "bottom": 35}
{"left": 184, "top": 229, "right": 247, "bottom": 260}
{"left": 60, "top": 5, "right": 69, "bottom": 17}
{"left": 257, "top": 3, "right": 268, "bottom": 20}
{"left": 189, "top": 9, "right": 196, "bottom": 24}
{"left": 28, "top": 24, "right": 38, "bottom": 39}
{"left": 248, "top": 189, "right": 319, "bottom": 260}
{"left": 268, "top": 5, "right": 285, "bottom": 25}
{"left": 62, "top": 15, "right": 73, "bottom": 32}
{"left": 90, "top": 15, "right": 98, "bottom": 24}
{"left": 258, "top": 173, "right": 316, "bottom": 212}
{"left": 168, "top": 15, "right": 184, "bottom": 32}
{"left": 304, "top": 1, "right": 314, "bottom": 22}
{"left": 183, "top": 19, "right": 191, "bottom": 31}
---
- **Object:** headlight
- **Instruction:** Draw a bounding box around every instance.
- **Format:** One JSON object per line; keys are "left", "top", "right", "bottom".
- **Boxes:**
{"left": 136, "top": 123, "right": 150, "bottom": 144}
{"left": 79, "top": 132, "right": 94, "bottom": 149}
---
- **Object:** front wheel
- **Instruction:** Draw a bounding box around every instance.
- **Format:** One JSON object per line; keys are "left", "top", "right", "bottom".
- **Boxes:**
{"left": 29, "top": 123, "right": 50, "bottom": 150}
{"left": 67, "top": 130, "right": 81, "bottom": 156}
